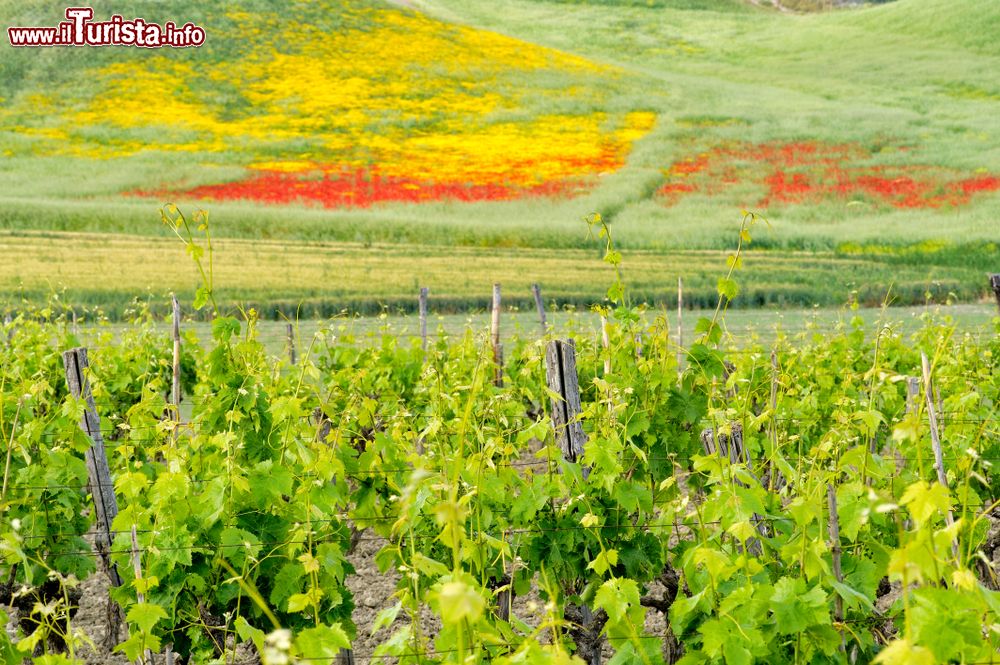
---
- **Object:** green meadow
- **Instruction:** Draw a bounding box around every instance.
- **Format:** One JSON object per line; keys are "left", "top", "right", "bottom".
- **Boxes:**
{"left": 1, "top": 0, "right": 998, "bottom": 316}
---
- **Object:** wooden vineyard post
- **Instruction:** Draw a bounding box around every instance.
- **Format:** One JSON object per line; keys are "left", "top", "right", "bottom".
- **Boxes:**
{"left": 62, "top": 348, "right": 122, "bottom": 588}
{"left": 701, "top": 423, "right": 769, "bottom": 550}
{"left": 921, "top": 353, "right": 958, "bottom": 557}
{"left": 935, "top": 384, "right": 944, "bottom": 429}
{"left": 990, "top": 274, "right": 1000, "bottom": 315}
{"left": 532, "top": 283, "right": 548, "bottom": 335}
{"left": 491, "top": 283, "right": 502, "bottom": 387}
{"left": 676, "top": 277, "right": 684, "bottom": 378}
{"left": 544, "top": 340, "right": 587, "bottom": 468}
{"left": 600, "top": 315, "right": 611, "bottom": 376}
{"left": 634, "top": 333, "right": 643, "bottom": 360}
{"left": 544, "top": 339, "right": 601, "bottom": 663}
{"left": 827, "top": 483, "right": 845, "bottom": 651}
{"left": 63, "top": 347, "right": 126, "bottom": 648}
{"left": 767, "top": 350, "right": 784, "bottom": 491}
{"left": 769, "top": 350, "right": 779, "bottom": 430}
{"left": 171, "top": 295, "right": 181, "bottom": 444}
{"left": 494, "top": 540, "right": 513, "bottom": 623}
{"left": 286, "top": 323, "right": 296, "bottom": 365}
{"left": 419, "top": 287, "right": 429, "bottom": 354}
{"left": 700, "top": 423, "right": 751, "bottom": 467}
{"left": 921, "top": 355, "right": 948, "bottom": 488}
{"left": 905, "top": 376, "right": 920, "bottom": 415}
{"left": 130, "top": 525, "right": 154, "bottom": 665}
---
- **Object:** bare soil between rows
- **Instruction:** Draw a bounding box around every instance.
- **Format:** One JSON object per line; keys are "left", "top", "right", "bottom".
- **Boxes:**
{"left": 2, "top": 527, "right": 674, "bottom": 664}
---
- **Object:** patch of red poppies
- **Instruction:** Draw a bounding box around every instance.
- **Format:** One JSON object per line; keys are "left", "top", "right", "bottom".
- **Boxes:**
{"left": 659, "top": 182, "right": 697, "bottom": 196}
{"left": 668, "top": 154, "right": 710, "bottom": 175}
{"left": 657, "top": 140, "right": 1000, "bottom": 210}
{"left": 133, "top": 166, "right": 586, "bottom": 208}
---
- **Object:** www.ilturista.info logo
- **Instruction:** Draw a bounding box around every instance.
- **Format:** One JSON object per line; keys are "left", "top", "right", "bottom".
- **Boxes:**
{"left": 7, "top": 7, "right": 205, "bottom": 48}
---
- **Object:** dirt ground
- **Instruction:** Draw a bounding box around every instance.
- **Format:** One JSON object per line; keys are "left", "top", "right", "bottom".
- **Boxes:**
{"left": 2, "top": 530, "right": 674, "bottom": 664}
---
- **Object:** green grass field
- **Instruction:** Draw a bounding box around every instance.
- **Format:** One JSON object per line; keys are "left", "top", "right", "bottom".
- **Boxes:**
{"left": 71, "top": 302, "right": 1000, "bottom": 361}
{"left": 1, "top": 230, "right": 994, "bottom": 319}
{"left": 1, "top": 0, "right": 998, "bottom": 316}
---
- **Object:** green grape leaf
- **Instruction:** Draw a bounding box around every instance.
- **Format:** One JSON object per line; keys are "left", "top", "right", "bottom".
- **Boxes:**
{"left": 295, "top": 624, "right": 350, "bottom": 660}
{"left": 594, "top": 578, "right": 640, "bottom": 624}
{"left": 831, "top": 581, "right": 873, "bottom": 612}
{"left": 770, "top": 577, "right": 830, "bottom": 634}
{"left": 873, "top": 638, "right": 935, "bottom": 665}
{"left": 587, "top": 549, "right": 618, "bottom": 577}
{"left": 234, "top": 616, "right": 265, "bottom": 654}
{"left": 701, "top": 617, "right": 756, "bottom": 665}
{"left": 717, "top": 277, "right": 739, "bottom": 301}
{"left": 433, "top": 580, "right": 485, "bottom": 625}
{"left": 900, "top": 481, "right": 951, "bottom": 528}
{"left": 211, "top": 315, "right": 241, "bottom": 341}
{"left": 127, "top": 602, "right": 167, "bottom": 635}
{"left": 836, "top": 481, "right": 868, "bottom": 541}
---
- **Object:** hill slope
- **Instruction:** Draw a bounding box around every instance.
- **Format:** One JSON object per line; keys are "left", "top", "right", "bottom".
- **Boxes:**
{"left": 1, "top": 0, "right": 652, "bottom": 206}
{"left": 1, "top": 0, "right": 999, "bottom": 315}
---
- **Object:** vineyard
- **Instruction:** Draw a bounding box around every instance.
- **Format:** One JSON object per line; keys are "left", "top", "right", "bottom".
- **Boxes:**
{"left": 0, "top": 211, "right": 997, "bottom": 664}
{"left": 3, "top": 0, "right": 1000, "bottom": 662}
{"left": 4, "top": 0, "right": 1000, "bottom": 313}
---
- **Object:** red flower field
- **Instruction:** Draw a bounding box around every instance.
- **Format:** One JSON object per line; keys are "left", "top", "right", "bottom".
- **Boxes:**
{"left": 658, "top": 141, "right": 1000, "bottom": 209}
{"left": 148, "top": 166, "right": 583, "bottom": 209}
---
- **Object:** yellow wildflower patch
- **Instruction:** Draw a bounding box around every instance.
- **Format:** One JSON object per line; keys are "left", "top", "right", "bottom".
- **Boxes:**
{"left": 2, "top": 1, "right": 656, "bottom": 207}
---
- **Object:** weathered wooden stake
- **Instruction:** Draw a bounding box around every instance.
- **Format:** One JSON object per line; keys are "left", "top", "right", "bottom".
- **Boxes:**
{"left": 531, "top": 283, "right": 548, "bottom": 335}
{"left": 676, "top": 277, "right": 684, "bottom": 377}
{"left": 419, "top": 287, "right": 429, "bottom": 353}
{"left": 164, "top": 645, "right": 175, "bottom": 665}
{"left": 921, "top": 356, "right": 948, "bottom": 488}
{"left": 171, "top": 295, "right": 181, "bottom": 444}
{"left": 921, "top": 353, "right": 958, "bottom": 557}
{"left": 827, "top": 483, "right": 845, "bottom": 651}
{"left": 634, "top": 333, "right": 643, "bottom": 360}
{"left": 496, "top": 575, "right": 512, "bottom": 623}
{"left": 131, "top": 525, "right": 154, "bottom": 665}
{"left": 491, "top": 283, "right": 503, "bottom": 387}
{"left": 769, "top": 351, "right": 779, "bottom": 419}
{"left": 544, "top": 340, "right": 587, "bottom": 468}
{"left": 600, "top": 315, "right": 611, "bottom": 376}
{"left": 700, "top": 423, "right": 751, "bottom": 467}
{"left": 130, "top": 526, "right": 144, "bottom": 601}
{"left": 766, "top": 350, "right": 784, "bottom": 491}
{"left": 990, "top": 274, "right": 1000, "bottom": 315}
{"left": 701, "top": 422, "right": 769, "bottom": 550}
{"left": 62, "top": 348, "right": 123, "bottom": 588}
{"left": 935, "top": 384, "right": 944, "bottom": 429}
{"left": 577, "top": 605, "right": 603, "bottom": 665}
{"left": 493, "top": 537, "right": 513, "bottom": 623}
{"left": 904, "top": 376, "right": 919, "bottom": 415}
{"left": 546, "top": 339, "right": 600, "bottom": 662}
{"left": 286, "top": 323, "right": 296, "bottom": 365}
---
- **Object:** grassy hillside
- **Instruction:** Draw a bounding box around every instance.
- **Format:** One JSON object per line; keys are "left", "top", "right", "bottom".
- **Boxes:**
{"left": 847, "top": 0, "right": 1000, "bottom": 55}
{"left": 1, "top": 0, "right": 998, "bottom": 316}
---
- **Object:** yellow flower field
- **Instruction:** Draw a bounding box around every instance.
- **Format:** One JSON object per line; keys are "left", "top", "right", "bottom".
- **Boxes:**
{"left": 3, "top": 1, "right": 655, "bottom": 207}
